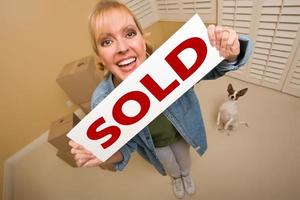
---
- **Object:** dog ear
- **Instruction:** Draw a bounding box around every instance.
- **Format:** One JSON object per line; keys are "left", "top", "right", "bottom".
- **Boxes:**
{"left": 227, "top": 83, "right": 234, "bottom": 95}
{"left": 237, "top": 88, "right": 248, "bottom": 97}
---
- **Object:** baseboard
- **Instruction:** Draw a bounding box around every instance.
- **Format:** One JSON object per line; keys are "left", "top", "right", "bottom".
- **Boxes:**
{"left": 2, "top": 131, "right": 49, "bottom": 200}
{"left": 2, "top": 108, "right": 85, "bottom": 200}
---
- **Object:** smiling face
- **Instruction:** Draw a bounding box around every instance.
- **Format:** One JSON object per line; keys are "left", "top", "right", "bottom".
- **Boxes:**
{"left": 94, "top": 8, "right": 146, "bottom": 86}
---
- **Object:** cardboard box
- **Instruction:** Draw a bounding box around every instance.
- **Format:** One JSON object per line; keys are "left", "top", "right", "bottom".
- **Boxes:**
{"left": 56, "top": 150, "right": 77, "bottom": 167}
{"left": 56, "top": 55, "right": 103, "bottom": 104}
{"left": 79, "top": 101, "right": 91, "bottom": 114}
{"left": 48, "top": 113, "right": 80, "bottom": 151}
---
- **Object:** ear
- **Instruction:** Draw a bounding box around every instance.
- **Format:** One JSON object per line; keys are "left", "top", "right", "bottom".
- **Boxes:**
{"left": 237, "top": 88, "right": 248, "bottom": 97}
{"left": 227, "top": 83, "right": 234, "bottom": 95}
{"left": 143, "top": 32, "right": 151, "bottom": 47}
{"left": 97, "top": 54, "right": 104, "bottom": 65}
{"left": 94, "top": 55, "right": 105, "bottom": 71}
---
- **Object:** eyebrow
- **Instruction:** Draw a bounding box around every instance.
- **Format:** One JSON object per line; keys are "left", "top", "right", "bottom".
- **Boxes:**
{"left": 96, "top": 24, "right": 138, "bottom": 43}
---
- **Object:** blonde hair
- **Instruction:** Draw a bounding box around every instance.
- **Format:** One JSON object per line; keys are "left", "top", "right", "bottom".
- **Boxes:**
{"left": 89, "top": 0, "right": 152, "bottom": 73}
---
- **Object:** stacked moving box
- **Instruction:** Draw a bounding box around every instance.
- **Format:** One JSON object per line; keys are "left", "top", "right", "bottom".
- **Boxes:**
{"left": 48, "top": 55, "right": 115, "bottom": 171}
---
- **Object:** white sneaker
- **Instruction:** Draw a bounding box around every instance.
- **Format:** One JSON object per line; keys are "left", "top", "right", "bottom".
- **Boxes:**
{"left": 182, "top": 175, "right": 195, "bottom": 195}
{"left": 171, "top": 177, "right": 185, "bottom": 199}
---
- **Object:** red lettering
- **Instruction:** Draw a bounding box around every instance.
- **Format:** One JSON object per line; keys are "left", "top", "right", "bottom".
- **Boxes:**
{"left": 165, "top": 37, "right": 207, "bottom": 81}
{"left": 87, "top": 117, "right": 121, "bottom": 149}
{"left": 140, "top": 74, "right": 179, "bottom": 101}
{"left": 113, "top": 91, "right": 150, "bottom": 125}
{"left": 86, "top": 37, "right": 208, "bottom": 150}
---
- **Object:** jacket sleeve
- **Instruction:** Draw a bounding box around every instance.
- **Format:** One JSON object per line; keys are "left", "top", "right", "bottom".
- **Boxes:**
{"left": 91, "top": 89, "right": 137, "bottom": 171}
{"left": 114, "top": 140, "right": 137, "bottom": 171}
{"left": 202, "top": 34, "right": 253, "bottom": 80}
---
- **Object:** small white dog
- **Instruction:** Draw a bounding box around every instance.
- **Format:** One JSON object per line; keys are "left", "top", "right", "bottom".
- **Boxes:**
{"left": 217, "top": 83, "right": 248, "bottom": 132}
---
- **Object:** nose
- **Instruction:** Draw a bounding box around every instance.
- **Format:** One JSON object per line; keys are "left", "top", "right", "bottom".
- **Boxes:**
{"left": 116, "top": 39, "right": 129, "bottom": 54}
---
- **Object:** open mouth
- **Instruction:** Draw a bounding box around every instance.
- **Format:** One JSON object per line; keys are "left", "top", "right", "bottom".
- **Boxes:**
{"left": 117, "top": 57, "right": 137, "bottom": 68}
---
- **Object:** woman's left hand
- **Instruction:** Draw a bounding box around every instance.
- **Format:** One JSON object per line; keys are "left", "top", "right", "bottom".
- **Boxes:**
{"left": 207, "top": 25, "right": 240, "bottom": 62}
{"left": 69, "top": 140, "right": 103, "bottom": 167}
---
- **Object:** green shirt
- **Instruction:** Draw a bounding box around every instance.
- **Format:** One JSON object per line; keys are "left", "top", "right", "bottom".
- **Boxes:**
{"left": 148, "top": 113, "right": 181, "bottom": 147}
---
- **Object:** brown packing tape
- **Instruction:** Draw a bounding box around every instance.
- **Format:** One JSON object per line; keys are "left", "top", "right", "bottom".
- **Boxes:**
{"left": 48, "top": 113, "right": 80, "bottom": 151}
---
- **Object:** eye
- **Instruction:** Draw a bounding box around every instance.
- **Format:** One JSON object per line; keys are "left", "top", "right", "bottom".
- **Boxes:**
{"left": 126, "top": 30, "right": 137, "bottom": 38}
{"left": 100, "top": 39, "right": 112, "bottom": 47}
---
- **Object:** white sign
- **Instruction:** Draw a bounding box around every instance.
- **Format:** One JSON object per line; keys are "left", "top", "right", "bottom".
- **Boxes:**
{"left": 67, "top": 14, "right": 223, "bottom": 161}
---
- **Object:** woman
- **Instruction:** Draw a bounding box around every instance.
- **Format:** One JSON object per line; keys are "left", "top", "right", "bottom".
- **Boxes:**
{"left": 69, "top": 0, "right": 252, "bottom": 198}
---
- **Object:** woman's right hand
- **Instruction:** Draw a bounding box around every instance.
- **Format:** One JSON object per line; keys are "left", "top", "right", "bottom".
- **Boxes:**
{"left": 68, "top": 140, "right": 103, "bottom": 167}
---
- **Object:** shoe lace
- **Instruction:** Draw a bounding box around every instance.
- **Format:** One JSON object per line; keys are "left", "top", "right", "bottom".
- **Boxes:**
{"left": 173, "top": 178, "right": 183, "bottom": 191}
{"left": 184, "top": 176, "right": 193, "bottom": 187}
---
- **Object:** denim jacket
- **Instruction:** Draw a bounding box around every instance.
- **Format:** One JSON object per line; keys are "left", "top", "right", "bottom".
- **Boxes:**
{"left": 91, "top": 35, "right": 253, "bottom": 175}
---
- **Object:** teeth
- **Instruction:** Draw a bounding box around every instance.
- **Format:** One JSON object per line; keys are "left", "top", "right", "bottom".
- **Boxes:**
{"left": 117, "top": 57, "right": 136, "bottom": 66}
